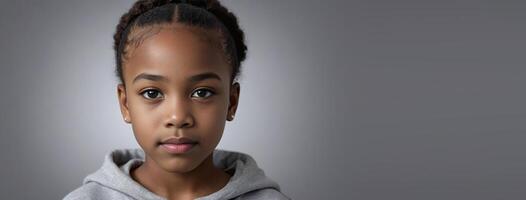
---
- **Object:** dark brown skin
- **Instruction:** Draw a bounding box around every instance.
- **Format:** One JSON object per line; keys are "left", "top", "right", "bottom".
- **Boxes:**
{"left": 116, "top": 23, "right": 240, "bottom": 200}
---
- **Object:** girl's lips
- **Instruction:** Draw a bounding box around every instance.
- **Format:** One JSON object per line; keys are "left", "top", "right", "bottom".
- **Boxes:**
{"left": 159, "top": 136, "right": 198, "bottom": 154}
{"left": 160, "top": 137, "right": 197, "bottom": 144}
{"left": 160, "top": 143, "right": 197, "bottom": 154}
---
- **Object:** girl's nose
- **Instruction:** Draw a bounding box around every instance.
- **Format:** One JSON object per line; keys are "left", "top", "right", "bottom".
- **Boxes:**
{"left": 164, "top": 98, "right": 194, "bottom": 129}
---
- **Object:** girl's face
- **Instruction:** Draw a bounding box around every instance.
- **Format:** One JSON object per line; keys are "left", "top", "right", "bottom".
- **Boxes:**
{"left": 117, "top": 24, "right": 239, "bottom": 173}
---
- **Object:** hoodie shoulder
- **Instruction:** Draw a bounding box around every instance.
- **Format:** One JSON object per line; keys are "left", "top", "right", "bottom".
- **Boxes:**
{"left": 238, "top": 188, "right": 291, "bottom": 200}
{"left": 63, "top": 182, "right": 133, "bottom": 200}
{"left": 63, "top": 148, "right": 157, "bottom": 200}
{"left": 197, "top": 149, "right": 290, "bottom": 200}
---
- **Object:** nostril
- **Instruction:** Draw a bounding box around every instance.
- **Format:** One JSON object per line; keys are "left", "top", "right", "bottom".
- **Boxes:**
{"left": 180, "top": 122, "right": 192, "bottom": 128}
{"left": 167, "top": 121, "right": 191, "bottom": 128}
{"left": 165, "top": 114, "right": 194, "bottom": 128}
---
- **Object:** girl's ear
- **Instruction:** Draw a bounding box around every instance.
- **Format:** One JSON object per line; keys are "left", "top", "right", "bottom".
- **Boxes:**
{"left": 117, "top": 84, "right": 131, "bottom": 124}
{"left": 227, "top": 82, "right": 240, "bottom": 121}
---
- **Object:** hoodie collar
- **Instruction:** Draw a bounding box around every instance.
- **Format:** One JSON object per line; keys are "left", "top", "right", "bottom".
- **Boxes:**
{"left": 83, "top": 148, "right": 281, "bottom": 200}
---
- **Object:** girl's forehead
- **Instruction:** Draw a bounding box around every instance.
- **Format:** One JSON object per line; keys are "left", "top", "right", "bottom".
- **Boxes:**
{"left": 126, "top": 24, "right": 223, "bottom": 61}
{"left": 127, "top": 24, "right": 222, "bottom": 52}
{"left": 123, "top": 24, "right": 230, "bottom": 83}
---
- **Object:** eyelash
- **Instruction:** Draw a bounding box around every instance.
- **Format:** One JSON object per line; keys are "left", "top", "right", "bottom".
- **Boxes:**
{"left": 139, "top": 88, "right": 216, "bottom": 101}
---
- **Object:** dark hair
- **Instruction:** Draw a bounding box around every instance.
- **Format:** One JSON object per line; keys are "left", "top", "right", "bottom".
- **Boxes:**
{"left": 113, "top": 0, "right": 247, "bottom": 86}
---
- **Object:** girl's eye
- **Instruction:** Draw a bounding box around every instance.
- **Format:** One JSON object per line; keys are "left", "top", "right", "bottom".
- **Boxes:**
{"left": 191, "top": 88, "right": 215, "bottom": 99}
{"left": 140, "top": 89, "right": 163, "bottom": 100}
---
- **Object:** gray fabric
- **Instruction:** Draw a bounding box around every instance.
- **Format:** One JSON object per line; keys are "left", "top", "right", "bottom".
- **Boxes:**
{"left": 63, "top": 148, "right": 290, "bottom": 200}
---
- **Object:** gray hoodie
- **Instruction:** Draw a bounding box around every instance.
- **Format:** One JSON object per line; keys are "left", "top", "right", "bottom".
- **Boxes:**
{"left": 63, "top": 148, "right": 290, "bottom": 200}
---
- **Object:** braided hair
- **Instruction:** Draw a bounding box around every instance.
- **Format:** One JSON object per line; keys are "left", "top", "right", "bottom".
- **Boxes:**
{"left": 113, "top": 0, "right": 247, "bottom": 86}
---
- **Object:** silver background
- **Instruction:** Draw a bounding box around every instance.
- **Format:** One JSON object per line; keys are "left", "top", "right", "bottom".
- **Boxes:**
{"left": 1, "top": 0, "right": 525, "bottom": 199}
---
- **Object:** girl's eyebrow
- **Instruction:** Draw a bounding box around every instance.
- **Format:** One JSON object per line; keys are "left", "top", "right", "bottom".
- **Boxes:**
{"left": 189, "top": 72, "right": 222, "bottom": 82}
{"left": 132, "top": 72, "right": 221, "bottom": 84}
{"left": 133, "top": 73, "right": 168, "bottom": 83}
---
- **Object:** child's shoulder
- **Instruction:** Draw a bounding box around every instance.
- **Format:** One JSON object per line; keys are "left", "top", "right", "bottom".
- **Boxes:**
{"left": 209, "top": 149, "right": 291, "bottom": 200}
{"left": 63, "top": 182, "right": 125, "bottom": 200}
{"left": 237, "top": 188, "right": 292, "bottom": 200}
{"left": 62, "top": 148, "right": 149, "bottom": 200}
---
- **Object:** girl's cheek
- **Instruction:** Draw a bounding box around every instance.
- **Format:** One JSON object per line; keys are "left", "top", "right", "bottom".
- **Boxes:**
{"left": 207, "top": 105, "right": 228, "bottom": 132}
{"left": 200, "top": 101, "right": 226, "bottom": 119}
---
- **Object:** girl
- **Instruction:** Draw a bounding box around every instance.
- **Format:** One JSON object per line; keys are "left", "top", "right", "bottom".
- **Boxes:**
{"left": 64, "top": 0, "right": 289, "bottom": 199}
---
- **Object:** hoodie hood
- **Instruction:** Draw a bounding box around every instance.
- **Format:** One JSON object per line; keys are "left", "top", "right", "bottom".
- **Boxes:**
{"left": 80, "top": 148, "right": 283, "bottom": 200}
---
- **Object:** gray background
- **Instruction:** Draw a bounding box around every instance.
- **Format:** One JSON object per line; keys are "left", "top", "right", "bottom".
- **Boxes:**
{"left": 1, "top": 0, "right": 525, "bottom": 199}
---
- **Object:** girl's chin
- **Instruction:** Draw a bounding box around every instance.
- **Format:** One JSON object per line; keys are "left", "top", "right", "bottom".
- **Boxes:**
{"left": 157, "top": 156, "right": 205, "bottom": 173}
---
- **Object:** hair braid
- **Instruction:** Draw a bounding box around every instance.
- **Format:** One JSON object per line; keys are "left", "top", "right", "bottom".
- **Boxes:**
{"left": 112, "top": 0, "right": 247, "bottom": 86}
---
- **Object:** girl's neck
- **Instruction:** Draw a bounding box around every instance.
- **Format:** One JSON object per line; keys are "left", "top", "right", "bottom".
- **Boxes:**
{"left": 131, "top": 153, "right": 231, "bottom": 199}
